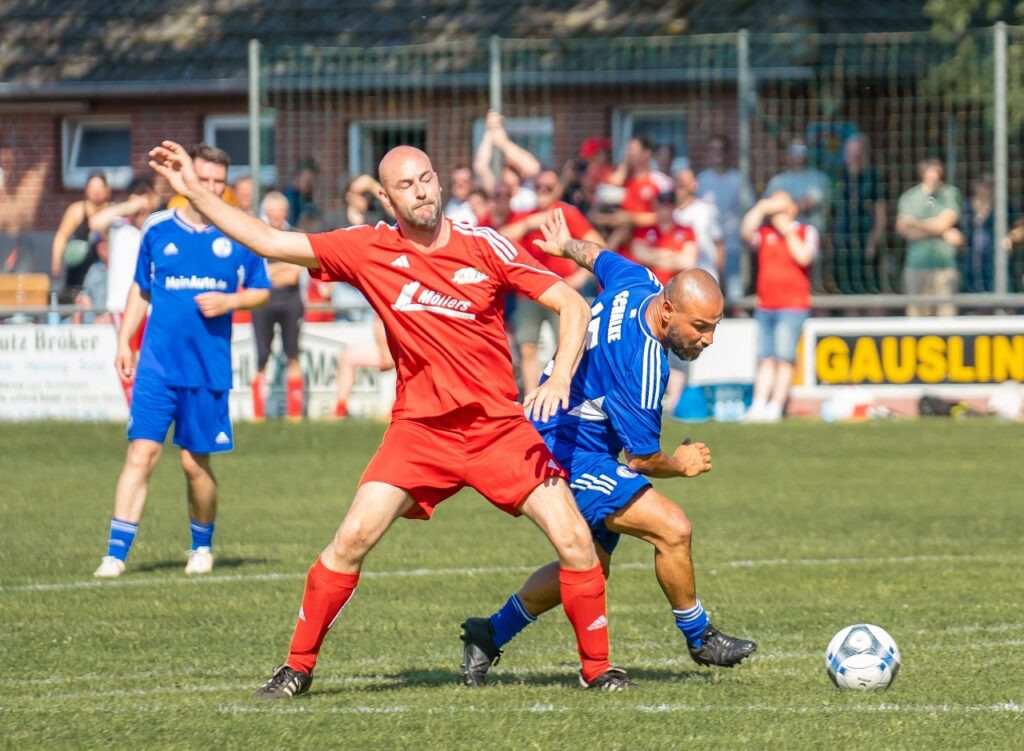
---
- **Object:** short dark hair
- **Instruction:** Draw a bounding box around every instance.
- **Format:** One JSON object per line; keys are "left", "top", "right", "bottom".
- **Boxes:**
{"left": 708, "top": 134, "right": 730, "bottom": 151}
{"left": 189, "top": 143, "right": 231, "bottom": 169}
{"left": 126, "top": 175, "right": 154, "bottom": 196}
{"left": 86, "top": 170, "right": 108, "bottom": 185}
{"left": 632, "top": 135, "right": 655, "bottom": 153}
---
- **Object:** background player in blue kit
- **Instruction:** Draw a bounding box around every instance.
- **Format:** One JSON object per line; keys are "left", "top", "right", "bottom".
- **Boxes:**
{"left": 94, "top": 144, "right": 271, "bottom": 578}
{"left": 461, "top": 209, "right": 756, "bottom": 685}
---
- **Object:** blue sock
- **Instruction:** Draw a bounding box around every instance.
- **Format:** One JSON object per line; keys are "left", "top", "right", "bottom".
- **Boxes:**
{"left": 189, "top": 518, "right": 215, "bottom": 550}
{"left": 488, "top": 594, "right": 537, "bottom": 648}
{"left": 105, "top": 518, "right": 139, "bottom": 562}
{"left": 673, "top": 599, "right": 709, "bottom": 648}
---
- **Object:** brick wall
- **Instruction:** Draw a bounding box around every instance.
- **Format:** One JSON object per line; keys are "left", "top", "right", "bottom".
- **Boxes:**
{"left": 0, "top": 96, "right": 245, "bottom": 237}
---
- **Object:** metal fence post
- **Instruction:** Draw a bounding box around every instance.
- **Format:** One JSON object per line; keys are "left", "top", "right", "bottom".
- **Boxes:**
{"left": 489, "top": 35, "right": 503, "bottom": 175}
{"left": 994, "top": 22, "right": 1009, "bottom": 295}
{"left": 248, "top": 38, "right": 262, "bottom": 211}
{"left": 737, "top": 29, "right": 751, "bottom": 192}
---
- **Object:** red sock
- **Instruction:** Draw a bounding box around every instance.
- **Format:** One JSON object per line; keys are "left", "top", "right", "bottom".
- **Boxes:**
{"left": 120, "top": 376, "right": 134, "bottom": 407}
{"left": 334, "top": 399, "right": 348, "bottom": 418}
{"left": 286, "top": 558, "right": 359, "bottom": 674}
{"left": 286, "top": 375, "right": 304, "bottom": 419}
{"left": 252, "top": 374, "right": 266, "bottom": 419}
{"left": 559, "top": 563, "right": 612, "bottom": 683}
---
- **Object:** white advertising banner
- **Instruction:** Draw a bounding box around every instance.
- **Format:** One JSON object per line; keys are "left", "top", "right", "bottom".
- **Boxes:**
{"left": 0, "top": 324, "right": 128, "bottom": 420}
{"left": 0, "top": 322, "right": 396, "bottom": 422}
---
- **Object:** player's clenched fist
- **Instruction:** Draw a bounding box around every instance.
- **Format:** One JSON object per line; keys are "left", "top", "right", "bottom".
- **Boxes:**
{"left": 672, "top": 441, "right": 712, "bottom": 477}
{"left": 194, "top": 292, "right": 237, "bottom": 318}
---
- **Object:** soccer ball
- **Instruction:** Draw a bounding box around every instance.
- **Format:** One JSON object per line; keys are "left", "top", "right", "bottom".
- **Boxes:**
{"left": 824, "top": 623, "right": 901, "bottom": 690}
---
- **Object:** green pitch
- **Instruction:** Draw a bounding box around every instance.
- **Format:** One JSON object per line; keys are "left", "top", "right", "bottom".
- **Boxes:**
{"left": 1, "top": 419, "right": 1021, "bottom": 750}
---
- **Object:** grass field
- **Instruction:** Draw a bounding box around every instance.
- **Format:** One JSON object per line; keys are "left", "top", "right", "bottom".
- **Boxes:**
{"left": 1, "top": 419, "right": 1022, "bottom": 750}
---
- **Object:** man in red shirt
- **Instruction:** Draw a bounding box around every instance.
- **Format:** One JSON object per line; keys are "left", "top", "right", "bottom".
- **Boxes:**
{"left": 149, "top": 141, "right": 627, "bottom": 696}
{"left": 592, "top": 136, "right": 669, "bottom": 251}
{"left": 740, "top": 191, "right": 818, "bottom": 422}
{"left": 628, "top": 191, "right": 698, "bottom": 286}
{"left": 499, "top": 168, "right": 606, "bottom": 394}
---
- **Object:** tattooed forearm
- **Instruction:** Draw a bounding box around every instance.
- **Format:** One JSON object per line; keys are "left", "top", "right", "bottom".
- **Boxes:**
{"left": 562, "top": 239, "right": 604, "bottom": 272}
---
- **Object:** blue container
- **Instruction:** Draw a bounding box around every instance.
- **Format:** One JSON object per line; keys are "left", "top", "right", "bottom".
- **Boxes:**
{"left": 672, "top": 385, "right": 710, "bottom": 422}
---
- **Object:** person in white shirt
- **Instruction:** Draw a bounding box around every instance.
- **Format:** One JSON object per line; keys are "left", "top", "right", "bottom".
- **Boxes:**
{"left": 673, "top": 169, "right": 724, "bottom": 281}
{"left": 88, "top": 176, "right": 160, "bottom": 405}
{"left": 443, "top": 165, "right": 479, "bottom": 226}
{"left": 697, "top": 135, "right": 753, "bottom": 303}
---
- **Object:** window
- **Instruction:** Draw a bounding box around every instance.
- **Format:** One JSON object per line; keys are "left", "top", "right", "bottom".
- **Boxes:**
{"left": 471, "top": 117, "right": 554, "bottom": 170}
{"left": 62, "top": 119, "right": 132, "bottom": 189}
{"left": 612, "top": 107, "right": 689, "bottom": 174}
{"left": 204, "top": 115, "right": 277, "bottom": 185}
{"left": 348, "top": 121, "right": 427, "bottom": 177}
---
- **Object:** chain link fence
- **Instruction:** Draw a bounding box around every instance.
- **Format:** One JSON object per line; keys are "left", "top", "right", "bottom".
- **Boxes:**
{"left": 251, "top": 27, "right": 1024, "bottom": 308}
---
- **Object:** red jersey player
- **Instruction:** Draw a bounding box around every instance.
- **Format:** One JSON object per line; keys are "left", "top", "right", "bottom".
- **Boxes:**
{"left": 148, "top": 141, "right": 629, "bottom": 696}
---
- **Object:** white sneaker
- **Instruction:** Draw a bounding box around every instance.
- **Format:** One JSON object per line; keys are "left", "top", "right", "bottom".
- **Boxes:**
{"left": 762, "top": 402, "right": 784, "bottom": 422}
{"left": 94, "top": 556, "right": 125, "bottom": 578}
{"left": 185, "top": 547, "right": 214, "bottom": 575}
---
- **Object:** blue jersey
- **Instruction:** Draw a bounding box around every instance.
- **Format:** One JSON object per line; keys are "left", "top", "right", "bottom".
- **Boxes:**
{"left": 133, "top": 210, "right": 270, "bottom": 390}
{"left": 534, "top": 252, "right": 666, "bottom": 460}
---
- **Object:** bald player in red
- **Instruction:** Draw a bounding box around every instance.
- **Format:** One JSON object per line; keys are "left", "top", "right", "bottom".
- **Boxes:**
{"left": 148, "top": 141, "right": 629, "bottom": 696}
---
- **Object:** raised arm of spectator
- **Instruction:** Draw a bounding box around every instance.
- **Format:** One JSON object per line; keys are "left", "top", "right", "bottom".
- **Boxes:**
{"left": 772, "top": 213, "right": 817, "bottom": 267}
{"left": 149, "top": 141, "right": 316, "bottom": 268}
{"left": 486, "top": 110, "right": 541, "bottom": 180}
{"left": 741, "top": 198, "right": 773, "bottom": 245}
{"left": 349, "top": 173, "right": 382, "bottom": 197}
{"left": 89, "top": 194, "right": 149, "bottom": 234}
{"left": 472, "top": 128, "right": 498, "bottom": 196}
{"left": 50, "top": 201, "right": 85, "bottom": 277}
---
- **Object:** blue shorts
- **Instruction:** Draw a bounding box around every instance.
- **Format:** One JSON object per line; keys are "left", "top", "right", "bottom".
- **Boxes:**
{"left": 755, "top": 307, "right": 810, "bottom": 363}
{"left": 128, "top": 372, "right": 233, "bottom": 454}
{"left": 561, "top": 450, "right": 652, "bottom": 555}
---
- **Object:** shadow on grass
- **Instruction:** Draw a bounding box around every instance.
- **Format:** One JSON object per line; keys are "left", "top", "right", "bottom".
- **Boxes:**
{"left": 132, "top": 556, "right": 271, "bottom": 573}
{"left": 311, "top": 666, "right": 715, "bottom": 696}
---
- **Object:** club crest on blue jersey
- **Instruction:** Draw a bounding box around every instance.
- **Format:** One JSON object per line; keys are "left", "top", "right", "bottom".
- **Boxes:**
{"left": 212, "top": 237, "right": 233, "bottom": 258}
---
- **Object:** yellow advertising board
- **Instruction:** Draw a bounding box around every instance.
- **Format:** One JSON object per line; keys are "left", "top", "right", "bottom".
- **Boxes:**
{"left": 799, "top": 317, "right": 1024, "bottom": 390}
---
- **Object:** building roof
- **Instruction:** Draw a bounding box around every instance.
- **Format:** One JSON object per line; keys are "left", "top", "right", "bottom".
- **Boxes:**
{"left": 0, "top": 0, "right": 936, "bottom": 97}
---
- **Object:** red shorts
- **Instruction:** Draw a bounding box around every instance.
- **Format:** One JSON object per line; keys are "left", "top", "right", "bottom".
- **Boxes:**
{"left": 360, "top": 407, "right": 568, "bottom": 520}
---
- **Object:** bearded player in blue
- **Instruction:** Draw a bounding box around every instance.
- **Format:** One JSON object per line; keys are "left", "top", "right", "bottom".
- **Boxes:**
{"left": 461, "top": 209, "right": 756, "bottom": 687}
{"left": 93, "top": 144, "right": 271, "bottom": 578}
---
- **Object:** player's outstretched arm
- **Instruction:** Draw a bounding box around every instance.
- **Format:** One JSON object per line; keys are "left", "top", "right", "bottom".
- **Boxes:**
{"left": 148, "top": 141, "right": 316, "bottom": 268}
{"left": 625, "top": 442, "right": 712, "bottom": 479}
{"left": 533, "top": 208, "right": 605, "bottom": 271}
{"left": 525, "top": 281, "right": 590, "bottom": 422}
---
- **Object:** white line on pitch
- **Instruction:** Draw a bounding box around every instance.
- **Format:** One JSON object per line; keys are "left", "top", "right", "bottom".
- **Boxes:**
{"left": 2, "top": 553, "right": 1018, "bottom": 594}
{"left": 2, "top": 701, "right": 1020, "bottom": 716}
{"left": 11, "top": 638, "right": 1024, "bottom": 697}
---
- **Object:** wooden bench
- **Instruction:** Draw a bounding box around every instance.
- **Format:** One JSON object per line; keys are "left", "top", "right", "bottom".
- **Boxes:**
{"left": 0, "top": 273, "right": 51, "bottom": 307}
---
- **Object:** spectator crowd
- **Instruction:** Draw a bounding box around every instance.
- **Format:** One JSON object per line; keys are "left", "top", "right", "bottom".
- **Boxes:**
{"left": 24, "top": 111, "right": 1024, "bottom": 421}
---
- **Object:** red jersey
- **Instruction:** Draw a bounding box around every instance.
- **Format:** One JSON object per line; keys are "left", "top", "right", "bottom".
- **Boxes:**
{"left": 308, "top": 220, "right": 560, "bottom": 420}
{"left": 628, "top": 223, "right": 696, "bottom": 285}
{"left": 508, "top": 201, "right": 597, "bottom": 279}
{"left": 752, "top": 223, "right": 819, "bottom": 310}
{"left": 620, "top": 173, "right": 662, "bottom": 213}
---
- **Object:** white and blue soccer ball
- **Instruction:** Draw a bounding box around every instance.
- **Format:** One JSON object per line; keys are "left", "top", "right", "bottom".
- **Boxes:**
{"left": 824, "top": 623, "right": 901, "bottom": 690}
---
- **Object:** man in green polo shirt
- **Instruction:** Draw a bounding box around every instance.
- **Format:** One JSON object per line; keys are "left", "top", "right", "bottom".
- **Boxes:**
{"left": 896, "top": 157, "right": 964, "bottom": 316}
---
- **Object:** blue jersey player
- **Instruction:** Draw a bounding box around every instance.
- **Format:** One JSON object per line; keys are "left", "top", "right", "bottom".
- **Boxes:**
{"left": 461, "top": 209, "right": 756, "bottom": 686}
{"left": 94, "top": 144, "right": 271, "bottom": 578}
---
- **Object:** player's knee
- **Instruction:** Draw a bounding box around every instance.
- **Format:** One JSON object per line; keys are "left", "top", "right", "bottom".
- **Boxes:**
{"left": 125, "top": 442, "right": 160, "bottom": 473}
{"left": 661, "top": 512, "right": 693, "bottom": 550}
{"left": 180, "top": 452, "right": 212, "bottom": 481}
